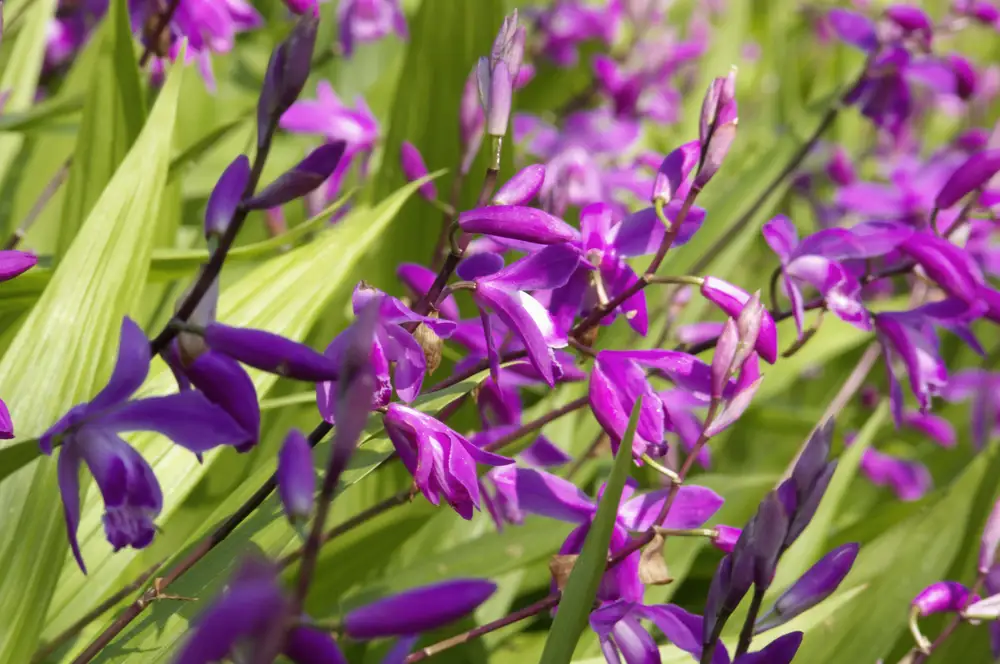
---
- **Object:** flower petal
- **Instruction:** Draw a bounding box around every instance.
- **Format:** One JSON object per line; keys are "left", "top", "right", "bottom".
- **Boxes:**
{"left": 512, "top": 467, "right": 596, "bottom": 523}
{"left": 90, "top": 317, "right": 151, "bottom": 412}
{"left": 344, "top": 580, "right": 497, "bottom": 640}
{"left": 101, "top": 392, "right": 252, "bottom": 453}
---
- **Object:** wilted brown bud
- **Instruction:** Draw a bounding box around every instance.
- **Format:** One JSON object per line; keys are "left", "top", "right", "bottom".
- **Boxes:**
{"left": 638, "top": 533, "right": 673, "bottom": 586}
{"left": 413, "top": 313, "right": 443, "bottom": 375}
{"left": 549, "top": 554, "right": 579, "bottom": 592}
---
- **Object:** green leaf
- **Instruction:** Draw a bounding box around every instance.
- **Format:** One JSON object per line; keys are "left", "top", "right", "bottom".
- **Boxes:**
{"left": 0, "top": 0, "right": 58, "bottom": 214}
{"left": 0, "top": 94, "right": 83, "bottom": 133}
{"left": 56, "top": 0, "right": 146, "bottom": 259}
{"left": 793, "top": 444, "right": 1000, "bottom": 662}
{"left": 770, "top": 401, "right": 889, "bottom": 591}
{"left": 0, "top": 52, "right": 184, "bottom": 664}
{"left": 0, "top": 439, "right": 41, "bottom": 485}
{"left": 41, "top": 177, "right": 435, "bottom": 654}
{"left": 542, "top": 398, "right": 641, "bottom": 663}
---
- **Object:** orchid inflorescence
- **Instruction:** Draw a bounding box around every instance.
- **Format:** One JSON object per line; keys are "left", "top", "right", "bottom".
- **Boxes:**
{"left": 3, "top": 1, "right": 1000, "bottom": 663}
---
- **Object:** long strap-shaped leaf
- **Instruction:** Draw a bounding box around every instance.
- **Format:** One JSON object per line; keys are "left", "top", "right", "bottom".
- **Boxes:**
{"left": 541, "top": 397, "right": 642, "bottom": 663}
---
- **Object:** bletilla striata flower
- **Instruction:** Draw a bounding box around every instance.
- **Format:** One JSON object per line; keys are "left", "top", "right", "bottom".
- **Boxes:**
{"left": 316, "top": 283, "right": 456, "bottom": 424}
{"left": 510, "top": 468, "right": 723, "bottom": 603}
{"left": 337, "top": 0, "right": 408, "bottom": 57}
{"left": 41, "top": 318, "right": 249, "bottom": 572}
{"left": 383, "top": 404, "right": 514, "bottom": 519}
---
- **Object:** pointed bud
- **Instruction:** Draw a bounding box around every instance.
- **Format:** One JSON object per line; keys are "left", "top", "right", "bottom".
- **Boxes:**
{"left": 203, "top": 323, "right": 339, "bottom": 382}
{"left": 258, "top": 13, "right": 319, "bottom": 146}
{"left": 948, "top": 53, "right": 977, "bottom": 100}
{"left": 458, "top": 205, "right": 578, "bottom": 244}
{"left": 935, "top": 149, "right": 1000, "bottom": 209}
{"left": 785, "top": 461, "right": 836, "bottom": 548}
{"left": 755, "top": 543, "right": 859, "bottom": 633}
{"left": 400, "top": 141, "right": 436, "bottom": 201}
{"left": 460, "top": 67, "right": 485, "bottom": 168}
{"left": 912, "top": 581, "right": 973, "bottom": 617}
{"left": 712, "top": 319, "right": 739, "bottom": 400}
{"left": 694, "top": 68, "right": 738, "bottom": 191}
{"left": 0, "top": 250, "right": 37, "bottom": 282}
{"left": 749, "top": 491, "right": 790, "bottom": 589}
{"left": 485, "top": 60, "right": 513, "bottom": 137}
{"left": 344, "top": 580, "right": 497, "bottom": 640}
{"left": 493, "top": 164, "right": 546, "bottom": 206}
{"left": 980, "top": 497, "right": 1000, "bottom": 574}
{"left": 713, "top": 525, "right": 742, "bottom": 553}
{"left": 205, "top": 155, "right": 250, "bottom": 238}
{"left": 278, "top": 429, "right": 315, "bottom": 523}
{"left": 825, "top": 147, "right": 855, "bottom": 186}
{"left": 652, "top": 141, "right": 700, "bottom": 204}
{"left": 733, "top": 291, "right": 764, "bottom": 369}
{"left": 0, "top": 398, "right": 13, "bottom": 439}
{"left": 701, "top": 277, "right": 778, "bottom": 363}
{"left": 245, "top": 142, "right": 346, "bottom": 210}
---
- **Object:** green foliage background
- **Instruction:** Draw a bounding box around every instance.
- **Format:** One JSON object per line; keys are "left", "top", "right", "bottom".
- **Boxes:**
{"left": 0, "top": 0, "right": 998, "bottom": 662}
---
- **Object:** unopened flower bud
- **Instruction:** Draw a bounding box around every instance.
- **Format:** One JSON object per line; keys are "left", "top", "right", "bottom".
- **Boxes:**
{"left": 694, "top": 68, "right": 738, "bottom": 191}
{"left": 733, "top": 291, "right": 764, "bottom": 369}
{"left": 711, "top": 319, "right": 739, "bottom": 400}
{"left": 344, "top": 580, "right": 497, "bottom": 640}
{"left": 258, "top": 13, "right": 319, "bottom": 146}
{"left": 825, "top": 147, "right": 855, "bottom": 186}
{"left": 935, "top": 149, "right": 1000, "bottom": 210}
{"left": 245, "top": 142, "right": 346, "bottom": 210}
{"left": 912, "top": 581, "right": 973, "bottom": 617}
{"left": 205, "top": 155, "right": 250, "bottom": 238}
{"left": 203, "top": 323, "right": 339, "bottom": 382}
{"left": 755, "top": 543, "right": 859, "bottom": 633}
{"left": 701, "top": 276, "right": 778, "bottom": 363}
{"left": 652, "top": 141, "right": 700, "bottom": 204}
{"left": 713, "top": 525, "right": 742, "bottom": 553}
{"left": 493, "top": 164, "right": 546, "bottom": 206}
{"left": 277, "top": 429, "right": 315, "bottom": 523}
{"left": 400, "top": 141, "right": 436, "bottom": 201}
{"left": 458, "top": 205, "right": 578, "bottom": 244}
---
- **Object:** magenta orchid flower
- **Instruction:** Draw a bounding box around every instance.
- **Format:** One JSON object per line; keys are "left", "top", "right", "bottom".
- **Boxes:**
{"left": 40, "top": 318, "right": 249, "bottom": 572}
{"left": 317, "top": 283, "right": 456, "bottom": 423}
{"left": 384, "top": 404, "right": 514, "bottom": 519}
{"left": 510, "top": 467, "right": 723, "bottom": 603}
{"left": 337, "top": 0, "right": 408, "bottom": 56}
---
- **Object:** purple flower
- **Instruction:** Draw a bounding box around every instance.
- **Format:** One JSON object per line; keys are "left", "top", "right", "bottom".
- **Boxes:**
{"left": 384, "top": 404, "right": 513, "bottom": 519}
{"left": 0, "top": 398, "right": 13, "bottom": 439}
{"left": 935, "top": 148, "right": 1000, "bottom": 209}
{"left": 700, "top": 277, "right": 779, "bottom": 363}
{"left": 0, "top": 250, "right": 38, "bottom": 282}
{"left": 874, "top": 299, "right": 983, "bottom": 423}
{"left": 40, "top": 318, "right": 249, "bottom": 572}
{"left": 762, "top": 216, "right": 880, "bottom": 337}
{"left": 590, "top": 601, "right": 726, "bottom": 664}
{"left": 399, "top": 141, "right": 436, "bottom": 201}
{"left": 981, "top": 497, "right": 1000, "bottom": 574}
{"left": 695, "top": 69, "right": 738, "bottom": 190}
{"left": 337, "top": 0, "right": 407, "bottom": 56}
{"left": 344, "top": 579, "right": 497, "bottom": 639}
{"left": 472, "top": 244, "right": 581, "bottom": 386}
{"left": 283, "top": 0, "right": 318, "bottom": 16}
{"left": 204, "top": 155, "right": 250, "bottom": 238}
{"left": 203, "top": 323, "right": 340, "bottom": 382}
{"left": 280, "top": 81, "right": 380, "bottom": 200}
{"left": 652, "top": 141, "right": 701, "bottom": 204}
{"left": 397, "top": 263, "right": 459, "bottom": 321}
{"left": 458, "top": 205, "right": 579, "bottom": 245}
{"left": 858, "top": 446, "right": 932, "bottom": 501}
{"left": 245, "top": 143, "right": 346, "bottom": 210}
{"left": 534, "top": 0, "right": 619, "bottom": 66}
{"left": 476, "top": 11, "right": 525, "bottom": 137}
{"left": 941, "top": 369, "right": 1000, "bottom": 449}
{"left": 755, "top": 543, "right": 859, "bottom": 633}
{"left": 176, "top": 558, "right": 420, "bottom": 664}
{"left": 912, "top": 581, "right": 974, "bottom": 616}
{"left": 714, "top": 525, "right": 742, "bottom": 553}
{"left": 898, "top": 232, "right": 985, "bottom": 305}
{"left": 513, "top": 467, "right": 723, "bottom": 603}
{"left": 317, "top": 284, "right": 454, "bottom": 423}
{"left": 493, "top": 164, "right": 547, "bottom": 206}
{"left": 131, "top": 0, "right": 262, "bottom": 91}
{"left": 277, "top": 429, "right": 314, "bottom": 523}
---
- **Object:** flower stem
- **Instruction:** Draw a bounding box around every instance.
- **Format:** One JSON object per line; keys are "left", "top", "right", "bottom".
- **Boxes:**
{"left": 404, "top": 593, "right": 561, "bottom": 663}
{"left": 3, "top": 161, "right": 71, "bottom": 251}
{"left": 138, "top": 0, "right": 182, "bottom": 66}
{"left": 148, "top": 121, "right": 277, "bottom": 356}
{"left": 735, "top": 586, "right": 766, "bottom": 657}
